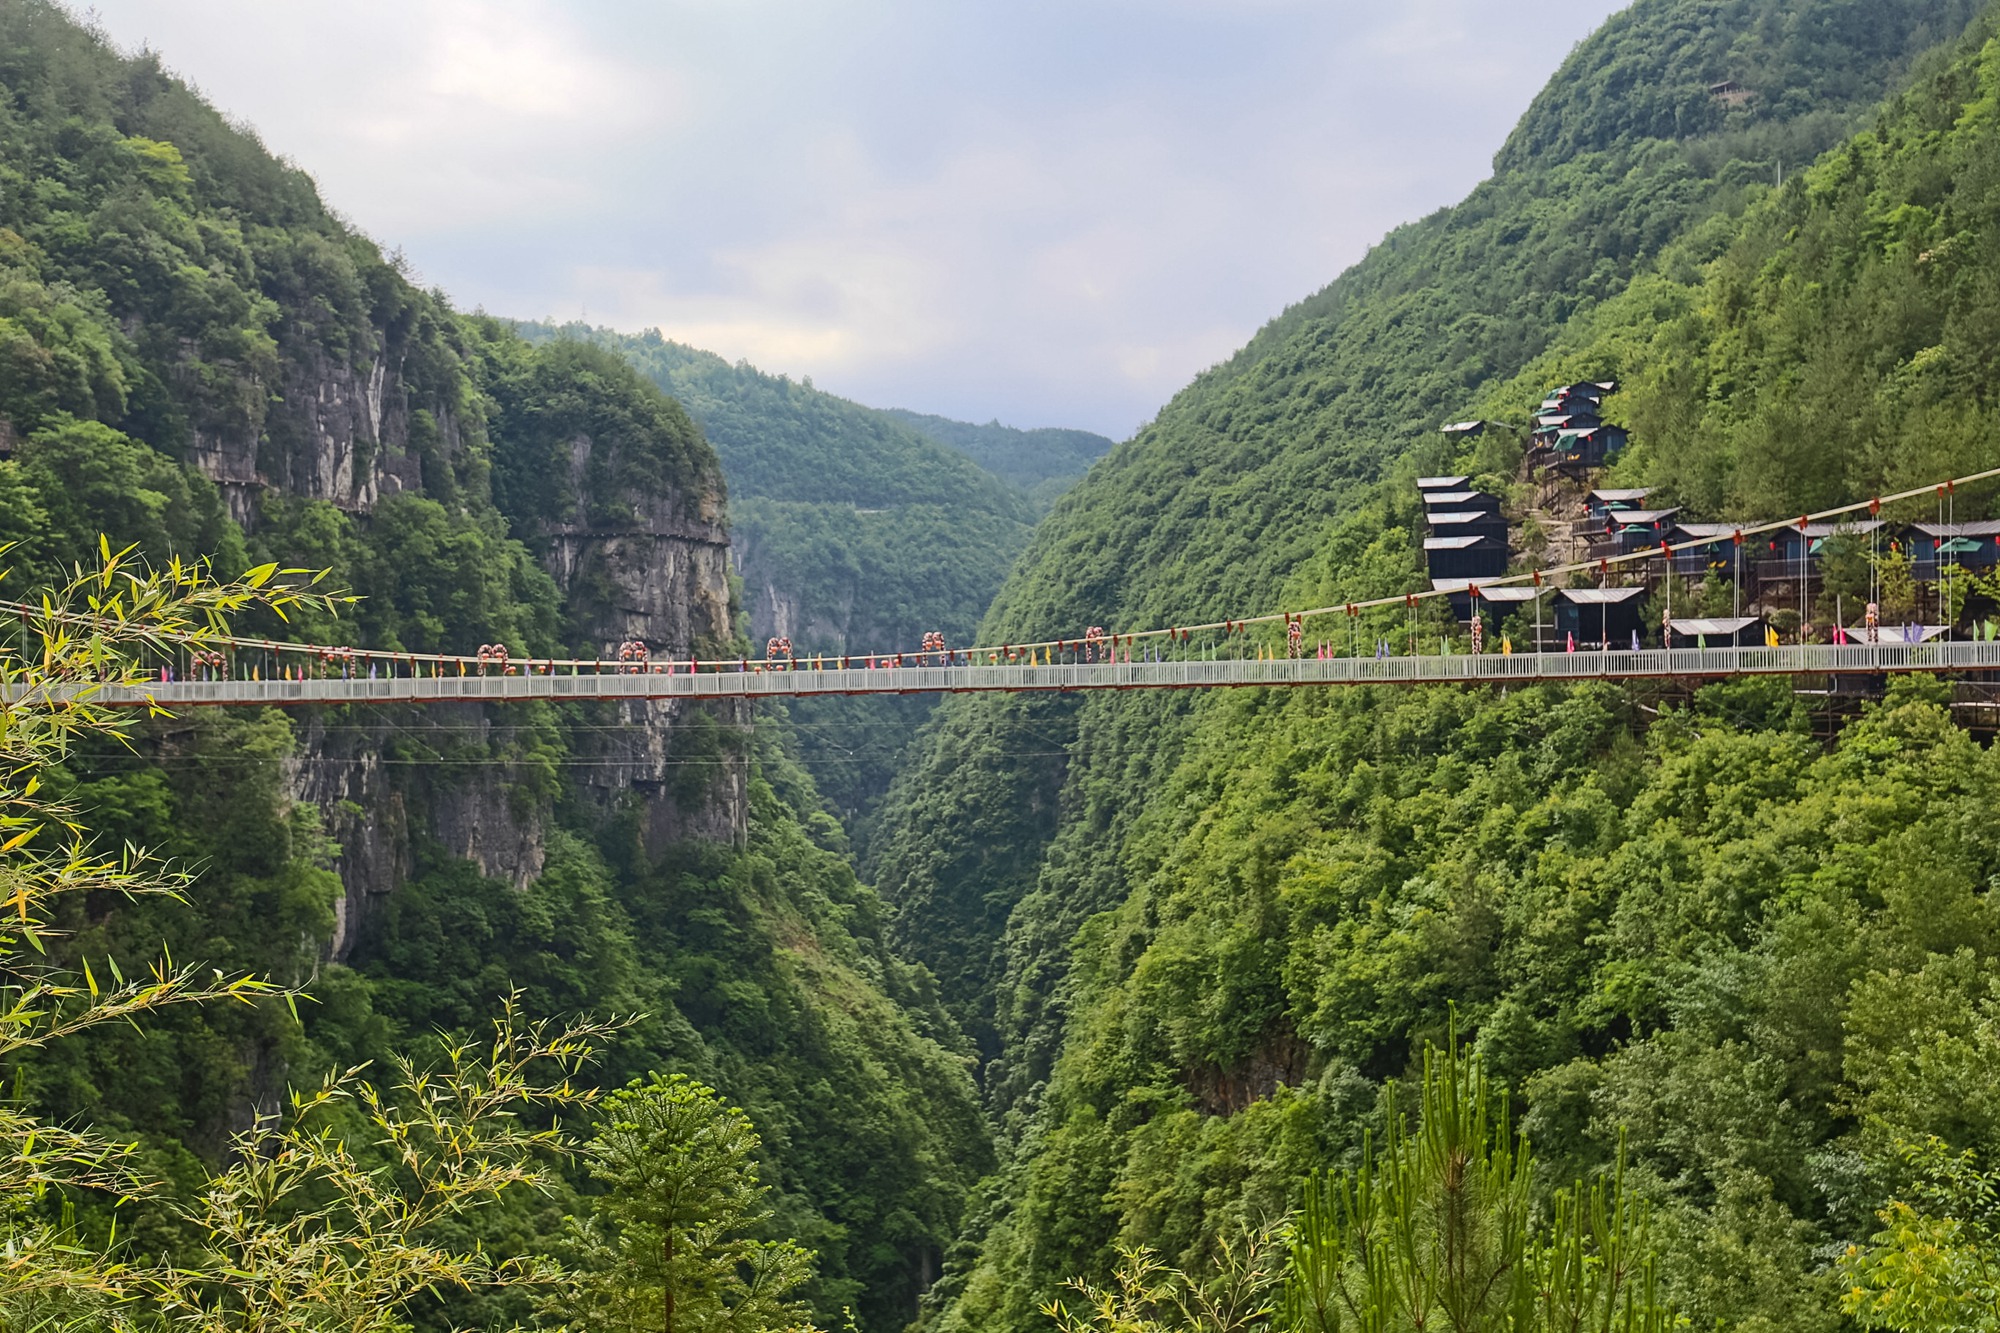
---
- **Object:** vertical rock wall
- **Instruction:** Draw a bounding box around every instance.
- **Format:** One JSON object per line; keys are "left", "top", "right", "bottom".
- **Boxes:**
{"left": 541, "top": 453, "right": 747, "bottom": 856}
{"left": 190, "top": 322, "right": 747, "bottom": 955}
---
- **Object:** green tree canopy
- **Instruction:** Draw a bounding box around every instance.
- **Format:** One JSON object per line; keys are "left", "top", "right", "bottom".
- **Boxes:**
{"left": 566, "top": 1072, "right": 818, "bottom": 1333}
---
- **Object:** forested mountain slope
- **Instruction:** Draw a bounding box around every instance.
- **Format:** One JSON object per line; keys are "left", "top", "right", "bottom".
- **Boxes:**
{"left": 1486, "top": 20, "right": 2000, "bottom": 519}
{"left": 880, "top": 408, "right": 1114, "bottom": 511}
{"left": 0, "top": 9, "right": 985, "bottom": 1330}
{"left": 868, "top": 2, "right": 2000, "bottom": 1330}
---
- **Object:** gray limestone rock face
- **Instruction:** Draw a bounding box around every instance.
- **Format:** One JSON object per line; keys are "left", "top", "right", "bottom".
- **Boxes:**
{"left": 181, "top": 324, "right": 446, "bottom": 527}
{"left": 540, "top": 444, "right": 747, "bottom": 855}
{"left": 731, "top": 537, "right": 858, "bottom": 651}
{"left": 287, "top": 419, "right": 743, "bottom": 957}
{"left": 197, "top": 312, "right": 746, "bottom": 950}
{"left": 290, "top": 705, "right": 560, "bottom": 962}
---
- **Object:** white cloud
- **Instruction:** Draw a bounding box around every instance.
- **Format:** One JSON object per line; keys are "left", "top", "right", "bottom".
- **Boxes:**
{"left": 83, "top": 0, "right": 1623, "bottom": 437}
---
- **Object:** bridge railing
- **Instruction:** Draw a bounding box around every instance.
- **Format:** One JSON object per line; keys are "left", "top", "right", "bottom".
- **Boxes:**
{"left": 17, "top": 639, "right": 2000, "bottom": 707}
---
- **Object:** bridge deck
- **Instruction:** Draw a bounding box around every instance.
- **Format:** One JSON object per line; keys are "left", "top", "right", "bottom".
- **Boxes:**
{"left": 45, "top": 640, "right": 2000, "bottom": 707}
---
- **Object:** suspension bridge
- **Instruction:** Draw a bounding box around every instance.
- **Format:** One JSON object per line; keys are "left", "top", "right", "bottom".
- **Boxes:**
{"left": 49, "top": 639, "right": 2000, "bottom": 708}
{"left": 21, "top": 464, "right": 2000, "bottom": 709}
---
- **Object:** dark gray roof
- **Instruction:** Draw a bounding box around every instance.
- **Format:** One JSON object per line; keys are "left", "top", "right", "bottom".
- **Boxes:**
{"left": 1559, "top": 587, "right": 1648, "bottom": 605}
{"left": 1424, "top": 535, "right": 1497, "bottom": 551}
{"left": 1417, "top": 475, "right": 1471, "bottom": 490}
{"left": 1427, "top": 511, "right": 1505, "bottom": 527}
{"left": 1606, "top": 509, "right": 1681, "bottom": 526}
{"left": 1911, "top": 521, "right": 2000, "bottom": 538}
{"left": 1797, "top": 520, "right": 1885, "bottom": 538}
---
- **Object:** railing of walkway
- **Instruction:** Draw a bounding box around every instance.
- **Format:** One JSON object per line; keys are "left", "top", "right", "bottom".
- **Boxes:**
{"left": 24, "top": 639, "right": 2000, "bottom": 708}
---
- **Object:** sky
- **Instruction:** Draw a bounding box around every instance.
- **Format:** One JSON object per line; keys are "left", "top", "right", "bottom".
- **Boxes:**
{"left": 83, "top": 0, "right": 1625, "bottom": 440}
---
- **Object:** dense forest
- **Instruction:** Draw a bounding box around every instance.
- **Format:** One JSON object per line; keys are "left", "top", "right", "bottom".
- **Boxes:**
{"left": 867, "top": 1, "right": 2000, "bottom": 1330}
{"left": 0, "top": 7, "right": 986, "bottom": 1330}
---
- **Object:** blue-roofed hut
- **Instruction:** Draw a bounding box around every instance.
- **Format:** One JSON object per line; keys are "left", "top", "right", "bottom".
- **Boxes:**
{"left": 1555, "top": 587, "right": 1647, "bottom": 648}
{"left": 1910, "top": 522, "right": 2000, "bottom": 579}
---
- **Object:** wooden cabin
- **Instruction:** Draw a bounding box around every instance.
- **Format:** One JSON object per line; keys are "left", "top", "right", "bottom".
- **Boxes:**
{"left": 1587, "top": 488, "right": 1653, "bottom": 522}
{"left": 1417, "top": 475, "right": 1471, "bottom": 494}
{"left": 1763, "top": 520, "right": 1886, "bottom": 577}
{"left": 1425, "top": 534, "right": 1508, "bottom": 581}
{"left": 1552, "top": 424, "right": 1628, "bottom": 467}
{"left": 1441, "top": 421, "right": 1488, "bottom": 440}
{"left": 1909, "top": 522, "right": 2000, "bottom": 579}
{"left": 1555, "top": 587, "right": 1647, "bottom": 649}
{"left": 1432, "top": 580, "right": 1543, "bottom": 627}
{"left": 1422, "top": 490, "right": 1502, "bottom": 515}
{"left": 1603, "top": 508, "right": 1681, "bottom": 555}
{"left": 1541, "top": 382, "right": 1613, "bottom": 412}
{"left": 1667, "top": 522, "right": 1744, "bottom": 578}
{"left": 1427, "top": 510, "right": 1509, "bottom": 544}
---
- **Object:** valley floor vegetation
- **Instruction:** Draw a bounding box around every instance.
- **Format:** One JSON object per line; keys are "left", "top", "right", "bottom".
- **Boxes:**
{"left": 0, "top": 556, "right": 835, "bottom": 1332}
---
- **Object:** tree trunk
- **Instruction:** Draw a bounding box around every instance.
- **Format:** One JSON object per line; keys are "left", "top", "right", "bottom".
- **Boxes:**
{"left": 665, "top": 1229, "right": 676, "bottom": 1333}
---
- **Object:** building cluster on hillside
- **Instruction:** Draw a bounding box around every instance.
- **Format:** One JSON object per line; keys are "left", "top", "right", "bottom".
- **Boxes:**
{"left": 1529, "top": 381, "right": 1627, "bottom": 471}
{"left": 1425, "top": 382, "right": 1997, "bottom": 648}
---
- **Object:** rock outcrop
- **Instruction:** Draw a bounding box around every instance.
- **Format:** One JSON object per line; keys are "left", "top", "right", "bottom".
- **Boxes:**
{"left": 541, "top": 441, "right": 746, "bottom": 856}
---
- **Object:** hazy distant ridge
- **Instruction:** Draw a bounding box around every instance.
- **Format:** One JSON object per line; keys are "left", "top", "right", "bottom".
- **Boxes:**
{"left": 880, "top": 408, "right": 1113, "bottom": 511}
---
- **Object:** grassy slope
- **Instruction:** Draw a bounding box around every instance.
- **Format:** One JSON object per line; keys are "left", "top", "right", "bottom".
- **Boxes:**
{"left": 866, "top": 2, "right": 2000, "bottom": 1329}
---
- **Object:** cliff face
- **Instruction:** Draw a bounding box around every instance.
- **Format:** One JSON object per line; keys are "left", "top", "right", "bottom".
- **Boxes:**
{"left": 188, "top": 336, "right": 440, "bottom": 525}
{"left": 729, "top": 528, "right": 856, "bottom": 649}
{"left": 278, "top": 373, "right": 743, "bottom": 954}
{"left": 542, "top": 438, "right": 747, "bottom": 855}
{"left": 114, "top": 305, "right": 745, "bottom": 954}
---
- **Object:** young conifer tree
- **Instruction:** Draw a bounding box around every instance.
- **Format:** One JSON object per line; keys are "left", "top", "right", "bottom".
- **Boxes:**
{"left": 560, "top": 1072, "right": 818, "bottom": 1333}
{"left": 1284, "top": 1038, "right": 1673, "bottom": 1333}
